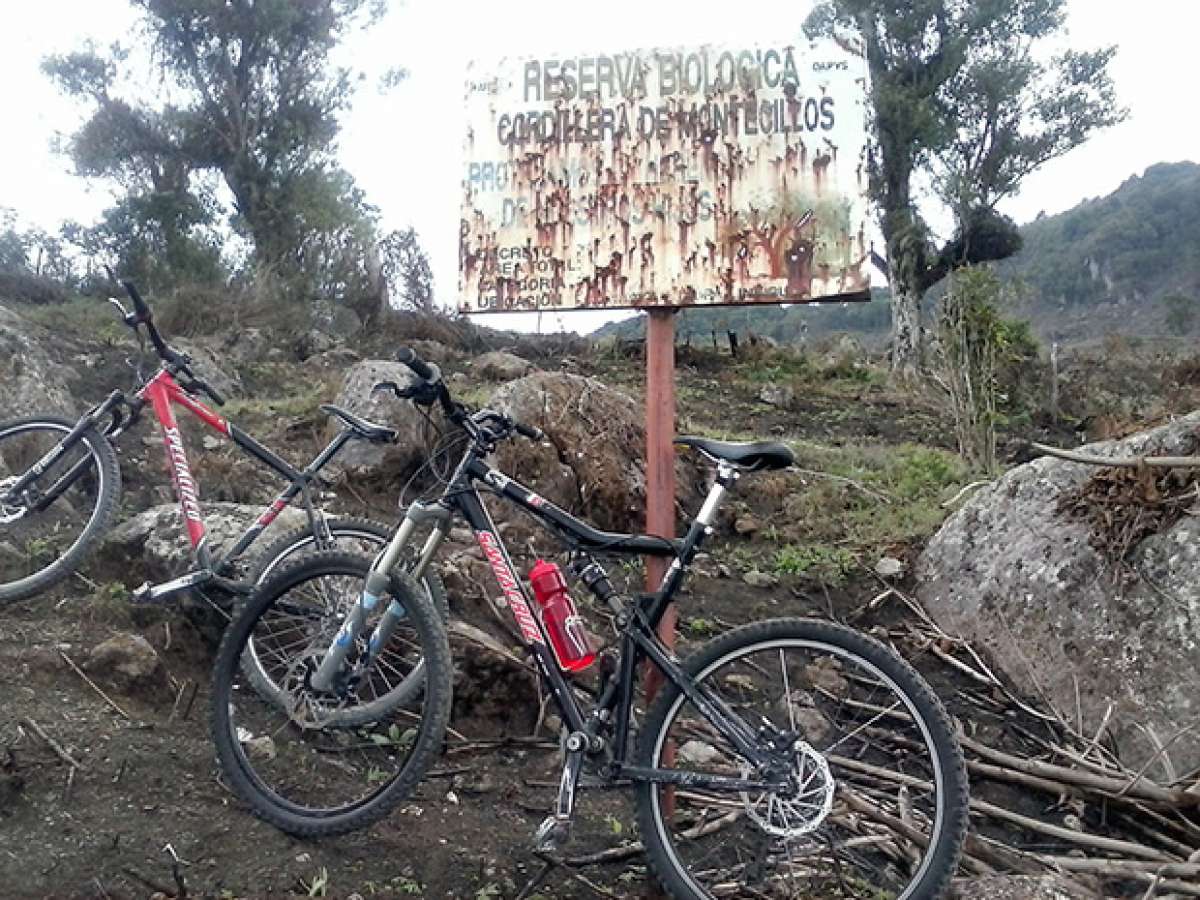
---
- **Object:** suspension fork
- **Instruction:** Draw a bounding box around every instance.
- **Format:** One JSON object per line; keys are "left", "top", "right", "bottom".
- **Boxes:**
{"left": 308, "top": 502, "right": 450, "bottom": 693}
{"left": 5, "top": 392, "right": 128, "bottom": 509}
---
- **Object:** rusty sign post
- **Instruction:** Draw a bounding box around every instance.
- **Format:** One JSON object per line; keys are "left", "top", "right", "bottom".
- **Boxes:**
{"left": 643, "top": 308, "right": 678, "bottom": 679}
{"left": 459, "top": 39, "right": 873, "bottom": 315}
{"left": 643, "top": 306, "right": 678, "bottom": 824}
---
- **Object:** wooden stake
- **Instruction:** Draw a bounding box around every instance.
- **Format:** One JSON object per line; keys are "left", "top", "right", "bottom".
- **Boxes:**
{"left": 644, "top": 308, "right": 678, "bottom": 685}
{"left": 644, "top": 308, "right": 677, "bottom": 826}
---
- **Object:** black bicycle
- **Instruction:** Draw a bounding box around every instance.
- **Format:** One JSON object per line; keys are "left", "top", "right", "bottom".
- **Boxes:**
{"left": 210, "top": 348, "right": 969, "bottom": 898}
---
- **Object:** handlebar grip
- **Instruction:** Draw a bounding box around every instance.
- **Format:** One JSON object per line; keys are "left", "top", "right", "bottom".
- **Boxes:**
{"left": 122, "top": 280, "right": 151, "bottom": 321}
{"left": 396, "top": 347, "right": 435, "bottom": 381}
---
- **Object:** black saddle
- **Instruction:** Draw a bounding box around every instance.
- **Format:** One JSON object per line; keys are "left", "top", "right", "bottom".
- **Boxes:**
{"left": 676, "top": 436, "right": 795, "bottom": 471}
{"left": 320, "top": 404, "right": 398, "bottom": 443}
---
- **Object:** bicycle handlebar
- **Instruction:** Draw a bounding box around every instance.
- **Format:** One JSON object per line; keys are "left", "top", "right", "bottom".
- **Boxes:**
{"left": 514, "top": 420, "right": 544, "bottom": 441}
{"left": 102, "top": 271, "right": 225, "bottom": 406}
{"left": 384, "top": 347, "right": 544, "bottom": 444}
{"left": 396, "top": 347, "right": 436, "bottom": 381}
{"left": 122, "top": 280, "right": 152, "bottom": 324}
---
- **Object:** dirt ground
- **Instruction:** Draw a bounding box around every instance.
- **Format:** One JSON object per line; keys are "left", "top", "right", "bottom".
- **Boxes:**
{"left": 1, "top": 568, "right": 988, "bottom": 900}
{"left": 3, "top": 332, "right": 1191, "bottom": 899}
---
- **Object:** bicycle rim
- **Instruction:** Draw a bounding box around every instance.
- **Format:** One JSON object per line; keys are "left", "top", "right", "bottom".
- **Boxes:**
{"left": 643, "top": 632, "right": 958, "bottom": 900}
{"left": 242, "top": 527, "right": 435, "bottom": 724}
{"left": 0, "top": 419, "right": 114, "bottom": 599}
{"left": 218, "top": 558, "right": 441, "bottom": 822}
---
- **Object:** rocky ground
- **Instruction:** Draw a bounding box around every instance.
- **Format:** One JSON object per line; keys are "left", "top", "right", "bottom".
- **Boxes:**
{"left": 2, "top": 299, "right": 1200, "bottom": 899}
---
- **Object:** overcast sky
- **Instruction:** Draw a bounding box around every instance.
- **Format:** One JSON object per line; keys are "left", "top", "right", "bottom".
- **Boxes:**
{"left": 2, "top": 0, "right": 1197, "bottom": 333}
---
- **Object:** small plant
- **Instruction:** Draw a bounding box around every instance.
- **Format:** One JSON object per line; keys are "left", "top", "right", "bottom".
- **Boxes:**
{"left": 367, "top": 723, "right": 417, "bottom": 750}
{"left": 887, "top": 447, "right": 965, "bottom": 501}
{"left": 475, "top": 884, "right": 501, "bottom": 900}
{"left": 684, "top": 617, "right": 720, "bottom": 637}
{"left": 299, "top": 867, "right": 329, "bottom": 898}
{"left": 741, "top": 353, "right": 813, "bottom": 385}
{"left": 394, "top": 876, "right": 423, "bottom": 895}
{"left": 773, "top": 544, "right": 857, "bottom": 584}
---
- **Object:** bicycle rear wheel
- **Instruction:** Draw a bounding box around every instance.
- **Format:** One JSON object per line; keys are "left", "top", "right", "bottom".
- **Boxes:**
{"left": 634, "top": 618, "right": 968, "bottom": 900}
{"left": 0, "top": 416, "right": 121, "bottom": 603}
{"left": 210, "top": 551, "right": 452, "bottom": 837}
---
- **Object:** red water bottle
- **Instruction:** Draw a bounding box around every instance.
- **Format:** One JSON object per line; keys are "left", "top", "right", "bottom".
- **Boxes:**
{"left": 528, "top": 559, "right": 597, "bottom": 672}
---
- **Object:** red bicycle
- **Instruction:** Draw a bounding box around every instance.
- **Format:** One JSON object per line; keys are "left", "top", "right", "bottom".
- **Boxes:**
{"left": 0, "top": 280, "right": 447, "bottom": 658}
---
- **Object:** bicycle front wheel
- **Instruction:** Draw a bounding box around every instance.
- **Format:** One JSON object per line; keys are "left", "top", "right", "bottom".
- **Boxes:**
{"left": 240, "top": 516, "right": 450, "bottom": 724}
{"left": 635, "top": 618, "right": 968, "bottom": 900}
{"left": 210, "top": 551, "right": 452, "bottom": 837}
{"left": 0, "top": 416, "right": 121, "bottom": 603}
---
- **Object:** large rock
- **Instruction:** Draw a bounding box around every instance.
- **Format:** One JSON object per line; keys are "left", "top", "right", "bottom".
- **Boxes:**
{"left": 103, "top": 502, "right": 306, "bottom": 581}
{"left": 174, "top": 338, "right": 244, "bottom": 401}
{"left": 488, "top": 372, "right": 702, "bottom": 533}
{"left": 918, "top": 412, "right": 1200, "bottom": 773}
{"left": 0, "top": 304, "right": 73, "bottom": 418}
{"left": 472, "top": 350, "right": 535, "bottom": 382}
{"left": 85, "top": 633, "right": 165, "bottom": 695}
{"left": 323, "top": 360, "right": 431, "bottom": 476}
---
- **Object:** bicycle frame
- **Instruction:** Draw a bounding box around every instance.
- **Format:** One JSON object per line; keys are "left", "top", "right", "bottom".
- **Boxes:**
{"left": 323, "top": 443, "right": 788, "bottom": 796}
{"left": 12, "top": 365, "right": 357, "bottom": 582}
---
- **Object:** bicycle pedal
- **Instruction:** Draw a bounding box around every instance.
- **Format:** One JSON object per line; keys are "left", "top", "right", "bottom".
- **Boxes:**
{"left": 130, "top": 582, "right": 156, "bottom": 605}
{"left": 534, "top": 815, "right": 571, "bottom": 853}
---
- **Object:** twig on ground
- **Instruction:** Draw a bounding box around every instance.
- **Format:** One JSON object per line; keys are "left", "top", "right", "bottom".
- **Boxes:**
{"left": 533, "top": 853, "right": 619, "bottom": 898}
{"left": 941, "top": 479, "right": 992, "bottom": 508}
{"left": 791, "top": 466, "right": 894, "bottom": 504}
{"left": 58, "top": 650, "right": 132, "bottom": 721}
{"left": 20, "top": 717, "right": 85, "bottom": 771}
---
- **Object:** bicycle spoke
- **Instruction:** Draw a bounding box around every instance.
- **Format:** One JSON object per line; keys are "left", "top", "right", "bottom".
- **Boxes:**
{"left": 639, "top": 629, "right": 962, "bottom": 900}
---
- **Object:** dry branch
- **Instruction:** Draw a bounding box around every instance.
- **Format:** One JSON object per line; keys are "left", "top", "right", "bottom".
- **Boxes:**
{"left": 58, "top": 650, "right": 132, "bottom": 721}
{"left": 959, "top": 735, "right": 1194, "bottom": 807}
{"left": 21, "top": 717, "right": 85, "bottom": 771}
{"left": 1030, "top": 442, "right": 1200, "bottom": 469}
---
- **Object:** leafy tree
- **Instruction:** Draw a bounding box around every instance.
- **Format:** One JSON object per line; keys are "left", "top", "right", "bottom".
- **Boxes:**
{"left": 0, "top": 210, "right": 73, "bottom": 304}
{"left": 381, "top": 227, "right": 435, "bottom": 315}
{"left": 0, "top": 210, "right": 27, "bottom": 272}
{"left": 806, "top": 0, "right": 1124, "bottom": 379}
{"left": 44, "top": 0, "right": 400, "bottom": 305}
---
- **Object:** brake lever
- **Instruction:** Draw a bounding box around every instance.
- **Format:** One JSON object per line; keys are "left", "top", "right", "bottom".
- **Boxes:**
{"left": 371, "top": 380, "right": 410, "bottom": 400}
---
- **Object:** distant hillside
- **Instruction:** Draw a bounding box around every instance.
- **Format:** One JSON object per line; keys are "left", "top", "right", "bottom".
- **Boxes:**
{"left": 594, "top": 289, "right": 893, "bottom": 346}
{"left": 1002, "top": 161, "right": 1200, "bottom": 339}
{"left": 596, "top": 161, "right": 1200, "bottom": 346}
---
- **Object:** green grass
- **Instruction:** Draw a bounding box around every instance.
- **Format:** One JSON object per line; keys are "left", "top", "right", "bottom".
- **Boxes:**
{"left": 20, "top": 295, "right": 129, "bottom": 345}
{"left": 773, "top": 544, "right": 858, "bottom": 583}
{"left": 772, "top": 441, "right": 968, "bottom": 558}
{"left": 222, "top": 384, "right": 330, "bottom": 421}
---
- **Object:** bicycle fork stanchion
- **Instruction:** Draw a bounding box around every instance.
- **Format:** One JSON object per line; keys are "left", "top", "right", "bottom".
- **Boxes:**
{"left": 308, "top": 505, "right": 448, "bottom": 693}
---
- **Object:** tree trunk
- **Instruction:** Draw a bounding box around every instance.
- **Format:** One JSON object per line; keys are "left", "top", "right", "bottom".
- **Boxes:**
{"left": 889, "top": 278, "right": 922, "bottom": 381}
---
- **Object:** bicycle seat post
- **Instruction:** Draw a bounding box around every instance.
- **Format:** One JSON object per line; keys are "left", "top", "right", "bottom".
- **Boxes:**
{"left": 696, "top": 459, "right": 740, "bottom": 529}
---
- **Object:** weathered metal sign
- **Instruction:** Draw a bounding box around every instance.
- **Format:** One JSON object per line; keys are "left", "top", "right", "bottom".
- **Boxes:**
{"left": 459, "top": 36, "right": 871, "bottom": 314}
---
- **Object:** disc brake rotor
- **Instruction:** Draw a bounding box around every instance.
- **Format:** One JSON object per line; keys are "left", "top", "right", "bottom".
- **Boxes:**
{"left": 741, "top": 741, "right": 836, "bottom": 837}
{"left": 0, "top": 477, "right": 28, "bottom": 525}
